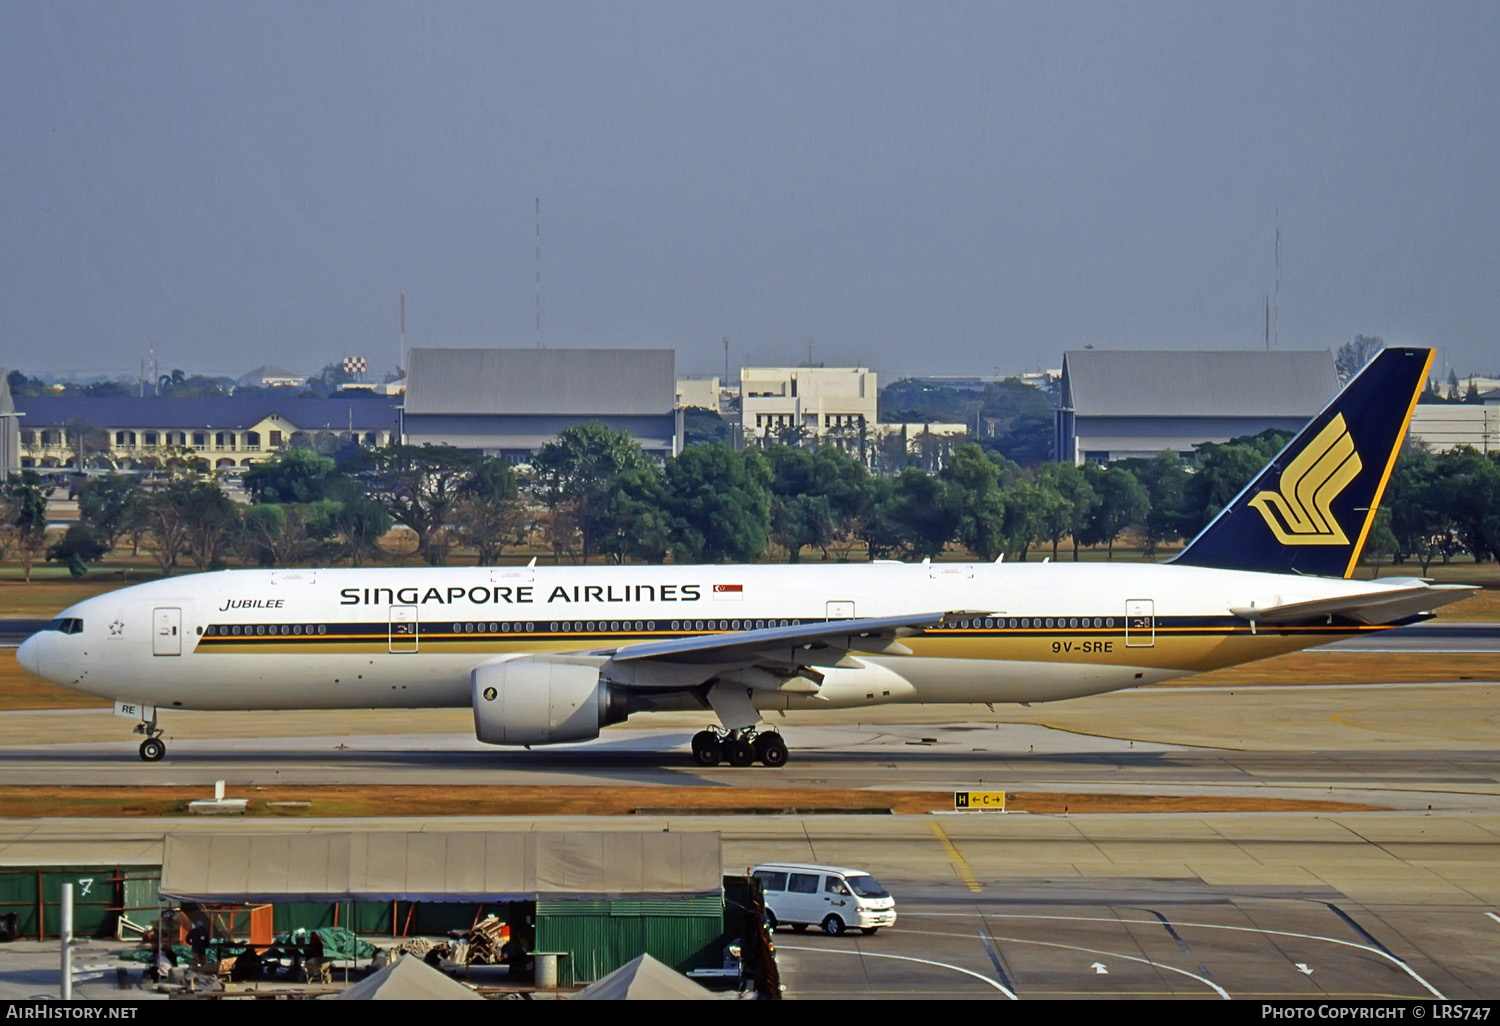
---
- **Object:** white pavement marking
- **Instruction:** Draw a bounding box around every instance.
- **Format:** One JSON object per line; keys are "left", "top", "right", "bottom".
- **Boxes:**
{"left": 917, "top": 912, "right": 1446, "bottom": 1000}
{"left": 775, "top": 944, "right": 1017, "bottom": 999}
{"left": 904, "top": 925, "right": 1230, "bottom": 999}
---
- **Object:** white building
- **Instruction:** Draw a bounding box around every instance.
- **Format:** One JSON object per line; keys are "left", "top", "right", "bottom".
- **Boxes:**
{"left": 1408, "top": 404, "right": 1500, "bottom": 454}
{"left": 675, "top": 376, "right": 721, "bottom": 411}
{"left": 740, "top": 366, "right": 877, "bottom": 446}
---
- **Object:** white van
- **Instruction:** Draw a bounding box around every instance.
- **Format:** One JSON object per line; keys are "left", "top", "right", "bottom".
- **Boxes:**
{"left": 749, "top": 863, "right": 897, "bottom": 936}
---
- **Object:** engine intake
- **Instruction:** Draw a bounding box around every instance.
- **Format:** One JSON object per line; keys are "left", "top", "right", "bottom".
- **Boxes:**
{"left": 472, "top": 655, "right": 628, "bottom": 746}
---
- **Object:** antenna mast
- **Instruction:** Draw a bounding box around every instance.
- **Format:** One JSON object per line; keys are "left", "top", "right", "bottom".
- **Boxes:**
{"left": 1273, "top": 206, "right": 1281, "bottom": 349}
{"left": 535, "top": 197, "right": 543, "bottom": 348}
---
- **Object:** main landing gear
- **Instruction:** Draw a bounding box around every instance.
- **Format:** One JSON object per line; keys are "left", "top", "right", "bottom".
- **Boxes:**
{"left": 691, "top": 728, "right": 788, "bottom": 768}
{"left": 134, "top": 713, "right": 166, "bottom": 762}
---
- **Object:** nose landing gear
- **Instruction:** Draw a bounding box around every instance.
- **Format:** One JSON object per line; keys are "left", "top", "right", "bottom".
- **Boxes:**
{"left": 691, "top": 728, "right": 787, "bottom": 768}
{"left": 133, "top": 713, "right": 166, "bottom": 762}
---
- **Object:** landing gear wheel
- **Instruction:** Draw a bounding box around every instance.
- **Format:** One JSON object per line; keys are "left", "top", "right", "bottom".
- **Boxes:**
{"left": 753, "top": 733, "right": 788, "bottom": 767}
{"left": 691, "top": 731, "right": 722, "bottom": 767}
{"left": 139, "top": 737, "right": 166, "bottom": 762}
{"left": 725, "top": 738, "right": 755, "bottom": 767}
{"left": 822, "top": 915, "right": 845, "bottom": 937}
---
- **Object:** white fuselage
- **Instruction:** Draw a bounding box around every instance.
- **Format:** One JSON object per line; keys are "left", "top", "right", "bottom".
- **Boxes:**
{"left": 18, "top": 561, "right": 1396, "bottom": 718}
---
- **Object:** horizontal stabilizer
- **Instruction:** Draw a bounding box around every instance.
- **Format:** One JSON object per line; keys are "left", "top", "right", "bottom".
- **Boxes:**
{"left": 1229, "top": 582, "right": 1475, "bottom": 625}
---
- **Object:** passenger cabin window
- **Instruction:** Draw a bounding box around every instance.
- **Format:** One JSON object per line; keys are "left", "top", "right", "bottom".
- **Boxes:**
{"left": 753, "top": 871, "right": 788, "bottom": 892}
{"left": 787, "top": 873, "right": 819, "bottom": 894}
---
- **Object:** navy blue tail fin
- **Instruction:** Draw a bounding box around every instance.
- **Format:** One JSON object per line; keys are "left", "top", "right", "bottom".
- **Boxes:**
{"left": 1173, "top": 347, "right": 1432, "bottom": 578}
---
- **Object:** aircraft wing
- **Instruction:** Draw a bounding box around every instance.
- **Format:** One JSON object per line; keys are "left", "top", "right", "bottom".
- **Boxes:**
{"left": 602, "top": 610, "right": 968, "bottom": 668}
{"left": 1228, "top": 581, "right": 1475, "bottom": 626}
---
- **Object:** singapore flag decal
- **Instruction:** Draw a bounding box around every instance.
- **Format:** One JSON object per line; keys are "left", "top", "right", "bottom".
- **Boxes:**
{"left": 713, "top": 583, "right": 744, "bottom": 602}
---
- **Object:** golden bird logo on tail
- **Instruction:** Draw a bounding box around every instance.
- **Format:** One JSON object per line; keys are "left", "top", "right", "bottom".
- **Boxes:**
{"left": 1249, "top": 413, "right": 1362, "bottom": 545}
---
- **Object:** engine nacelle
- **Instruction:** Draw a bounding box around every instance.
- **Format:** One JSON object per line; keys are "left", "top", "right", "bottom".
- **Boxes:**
{"left": 472, "top": 656, "right": 628, "bottom": 746}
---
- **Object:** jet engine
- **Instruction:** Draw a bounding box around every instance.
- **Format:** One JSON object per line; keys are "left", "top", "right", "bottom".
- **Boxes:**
{"left": 471, "top": 655, "right": 629, "bottom": 746}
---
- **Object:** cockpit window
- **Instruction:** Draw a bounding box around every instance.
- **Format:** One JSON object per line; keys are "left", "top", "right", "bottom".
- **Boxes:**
{"left": 43, "top": 618, "right": 84, "bottom": 635}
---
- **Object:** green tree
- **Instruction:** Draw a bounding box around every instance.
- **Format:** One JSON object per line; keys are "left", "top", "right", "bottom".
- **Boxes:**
{"left": 816, "top": 446, "right": 876, "bottom": 562}
{"left": 177, "top": 479, "right": 239, "bottom": 570}
{"left": 1034, "top": 462, "right": 1095, "bottom": 561}
{"left": 1335, "top": 335, "right": 1384, "bottom": 383}
{"left": 1433, "top": 446, "right": 1500, "bottom": 563}
{"left": 665, "top": 444, "right": 772, "bottom": 563}
{"left": 1361, "top": 507, "right": 1399, "bottom": 576}
{"left": 239, "top": 503, "right": 321, "bottom": 567}
{"left": 312, "top": 496, "right": 392, "bottom": 567}
{"left": 530, "top": 423, "right": 656, "bottom": 563}
{"left": 46, "top": 523, "right": 108, "bottom": 577}
{"left": 863, "top": 468, "right": 959, "bottom": 561}
{"left": 594, "top": 466, "right": 672, "bottom": 564}
{"left": 1118, "top": 452, "right": 1190, "bottom": 559}
{"left": 1177, "top": 430, "right": 1291, "bottom": 540}
{"left": 1385, "top": 447, "right": 1452, "bottom": 572}
{"left": 943, "top": 445, "right": 1013, "bottom": 561}
{"left": 358, "top": 444, "right": 477, "bottom": 565}
{"left": 142, "top": 485, "right": 192, "bottom": 575}
{"left": 682, "top": 408, "right": 733, "bottom": 447}
{"left": 454, "top": 458, "right": 527, "bottom": 565}
{"left": 1076, "top": 463, "right": 1149, "bottom": 559}
{"left": 1, "top": 471, "right": 51, "bottom": 582}
{"left": 765, "top": 447, "right": 833, "bottom": 563}
{"left": 243, "top": 448, "right": 343, "bottom": 504}
{"left": 76, "top": 473, "right": 147, "bottom": 554}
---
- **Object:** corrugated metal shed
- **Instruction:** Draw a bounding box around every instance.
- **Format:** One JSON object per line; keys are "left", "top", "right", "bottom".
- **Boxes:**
{"left": 403, "top": 348, "right": 675, "bottom": 416}
{"left": 158, "top": 831, "right": 722, "bottom": 904}
{"left": 1061, "top": 349, "right": 1338, "bottom": 417}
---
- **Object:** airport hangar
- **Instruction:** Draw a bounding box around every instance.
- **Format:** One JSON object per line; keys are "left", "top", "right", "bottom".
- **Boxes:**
{"left": 1053, "top": 348, "right": 1342, "bottom": 465}
{"left": 399, "top": 347, "right": 683, "bottom": 461}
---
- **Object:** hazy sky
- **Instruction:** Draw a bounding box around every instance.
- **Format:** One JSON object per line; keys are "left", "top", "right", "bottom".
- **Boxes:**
{"left": 3, "top": 1, "right": 1496, "bottom": 382}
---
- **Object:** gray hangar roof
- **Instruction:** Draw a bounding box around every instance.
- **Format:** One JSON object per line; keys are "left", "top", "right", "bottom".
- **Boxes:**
{"left": 1061, "top": 349, "right": 1340, "bottom": 417}
{"left": 404, "top": 347, "right": 676, "bottom": 416}
{"left": 158, "top": 831, "right": 723, "bottom": 904}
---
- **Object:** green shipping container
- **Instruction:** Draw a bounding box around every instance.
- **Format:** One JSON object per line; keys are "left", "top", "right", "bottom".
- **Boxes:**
{"left": 0, "top": 866, "right": 161, "bottom": 940}
{"left": 535, "top": 897, "right": 723, "bottom": 986}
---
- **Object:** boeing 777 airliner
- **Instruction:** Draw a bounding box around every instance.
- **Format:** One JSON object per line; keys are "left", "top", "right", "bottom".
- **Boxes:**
{"left": 16, "top": 348, "right": 1469, "bottom": 766}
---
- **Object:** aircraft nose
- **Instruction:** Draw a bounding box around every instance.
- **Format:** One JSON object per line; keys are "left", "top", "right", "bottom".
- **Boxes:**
{"left": 16, "top": 633, "right": 43, "bottom": 678}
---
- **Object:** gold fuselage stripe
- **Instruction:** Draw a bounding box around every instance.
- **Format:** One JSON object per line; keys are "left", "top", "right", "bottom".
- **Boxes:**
{"left": 195, "top": 620, "right": 1393, "bottom": 673}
